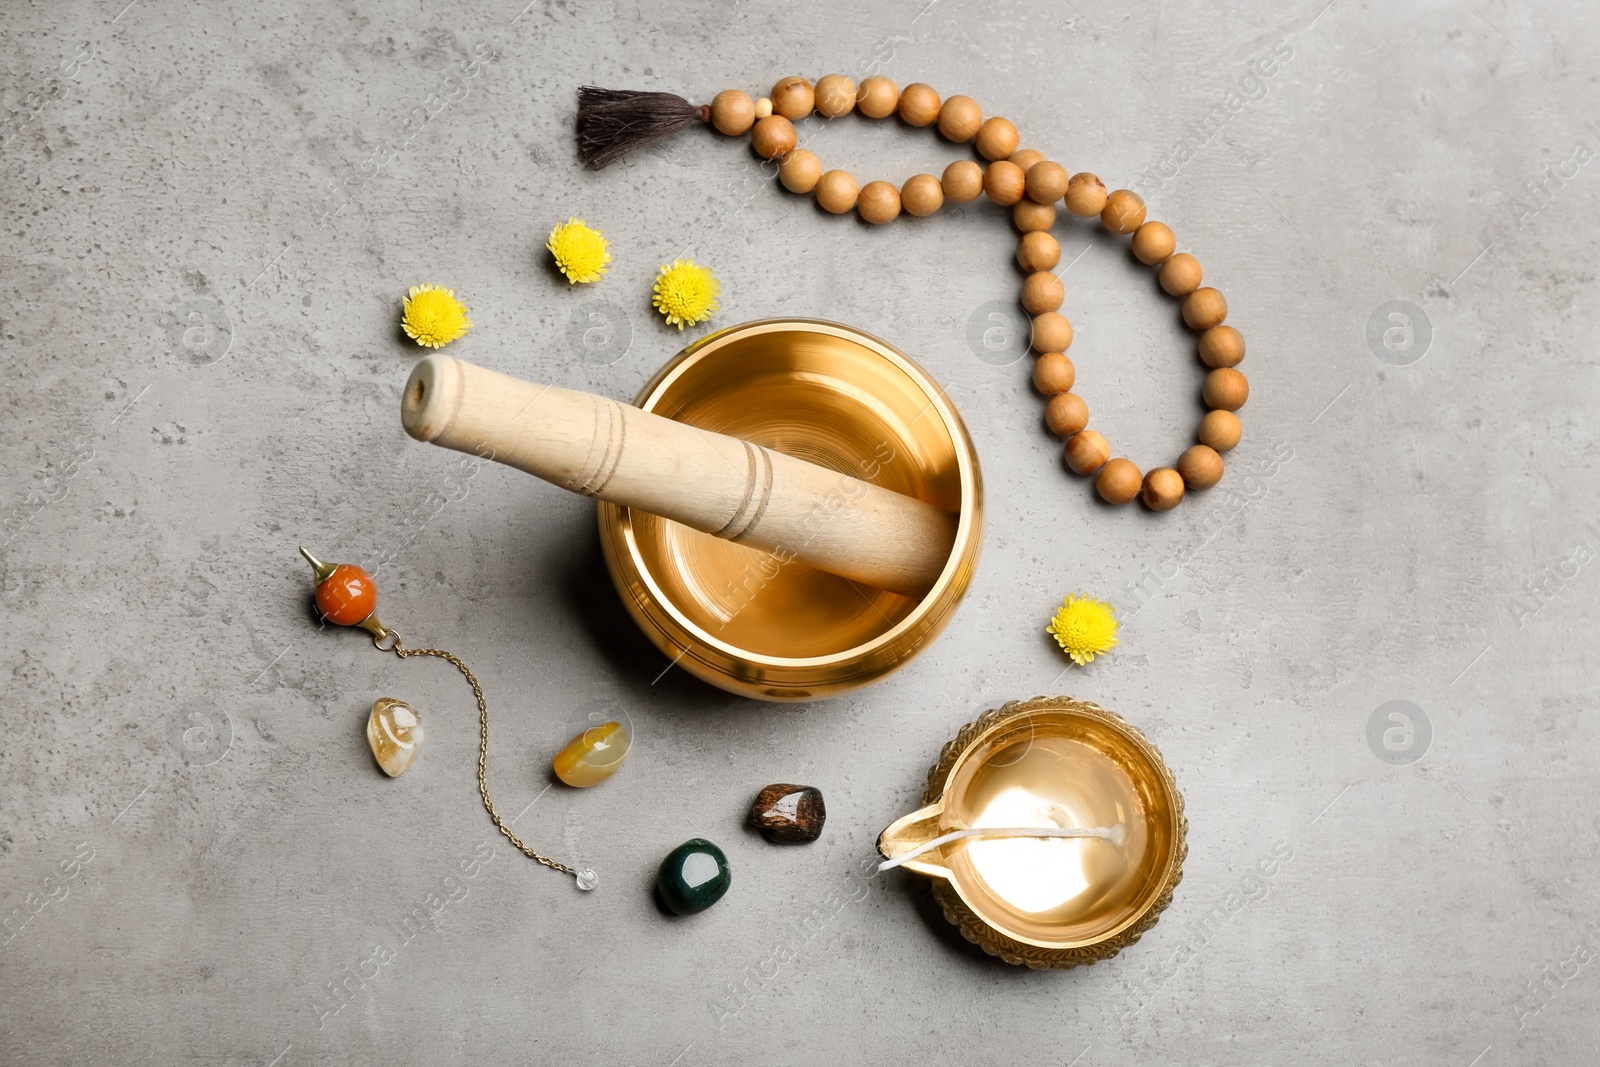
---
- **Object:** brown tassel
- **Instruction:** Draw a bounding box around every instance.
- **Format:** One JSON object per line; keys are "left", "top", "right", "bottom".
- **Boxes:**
{"left": 575, "top": 86, "right": 710, "bottom": 170}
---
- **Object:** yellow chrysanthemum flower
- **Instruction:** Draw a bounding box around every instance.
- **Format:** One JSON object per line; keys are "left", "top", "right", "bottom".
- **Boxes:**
{"left": 401, "top": 284, "right": 472, "bottom": 349}
{"left": 651, "top": 258, "right": 720, "bottom": 330}
{"left": 547, "top": 217, "right": 610, "bottom": 284}
{"left": 1046, "top": 594, "right": 1120, "bottom": 666}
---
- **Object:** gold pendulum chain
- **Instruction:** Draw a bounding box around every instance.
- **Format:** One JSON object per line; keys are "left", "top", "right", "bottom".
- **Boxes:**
{"left": 377, "top": 630, "right": 591, "bottom": 885}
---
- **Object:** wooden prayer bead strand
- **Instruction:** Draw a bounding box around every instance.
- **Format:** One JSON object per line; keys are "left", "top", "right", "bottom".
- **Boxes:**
{"left": 702, "top": 77, "right": 1254, "bottom": 513}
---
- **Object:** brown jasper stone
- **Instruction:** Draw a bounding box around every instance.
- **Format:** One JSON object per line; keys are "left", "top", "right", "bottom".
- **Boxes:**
{"left": 1141, "top": 467, "right": 1185, "bottom": 511}
{"left": 1032, "top": 352, "right": 1075, "bottom": 395}
{"left": 1183, "top": 287, "right": 1228, "bottom": 330}
{"left": 1177, "top": 444, "right": 1224, "bottom": 489}
{"left": 897, "top": 82, "right": 941, "bottom": 126}
{"left": 1064, "top": 429, "right": 1110, "bottom": 475}
{"left": 1045, "top": 392, "right": 1089, "bottom": 436}
{"left": 748, "top": 783, "right": 826, "bottom": 843}
{"left": 815, "top": 170, "right": 859, "bottom": 214}
{"left": 1030, "top": 311, "right": 1073, "bottom": 353}
{"left": 984, "top": 160, "right": 1026, "bottom": 205}
{"left": 751, "top": 116, "right": 797, "bottom": 160}
{"left": 1017, "top": 231, "right": 1061, "bottom": 272}
{"left": 937, "top": 94, "right": 982, "bottom": 141}
{"left": 1101, "top": 189, "right": 1147, "bottom": 234}
{"left": 856, "top": 76, "right": 899, "bottom": 118}
{"left": 710, "top": 89, "right": 756, "bottom": 136}
{"left": 1203, "top": 367, "right": 1249, "bottom": 410}
{"left": 1199, "top": 409, "right": 1242, "bottom": 452}
{"left": 901, "top": 174, "right": 944, "bottom": 216}
{"left": 1159, "top": 253, "right": 1202, "bottom": 296}
{"left": 1131, "top": 222, "right": 1176, "bottom": 265}
{"left": 857, "top": 180, "right": 901, "bottom": 224}
{"left": 771, "top": 76, "right": 814, "bottom": 119}
{"left": 1096, "top": 458, "right": 1142, "bottom": 504}
{"left": 814, "top": 74, "right": 857, "bottom": 117}
{"left": 1009, "top": 148, "right": 1044, "bottom": 172}
{"left": 778, "top": 149, "right": 823, "bottom": 194}
{"left": 1013, "top": 199, "right": 1056, "bottom": 232}
{"left": 976, "top": 117, "right": 1020, "bottom": 161}
{"left": 1020, "top": 271, "right": 1064, "bottom": 314}
{"left": 1064, "top": 172, "right": 1109, "bottom": 217}
{"left": 1025, "top": 161, "right": 1070, "bottom": 204}
{"left": 941, "top": 159, "right": 984, "bottom": 203}
{"left": 1198, "top": 324, "right": 1245, "bottom": 367}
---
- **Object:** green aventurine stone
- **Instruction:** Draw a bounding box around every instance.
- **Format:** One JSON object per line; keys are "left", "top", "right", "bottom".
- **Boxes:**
{"left": 657, "top": 838, "right": 732, "bottom": 915}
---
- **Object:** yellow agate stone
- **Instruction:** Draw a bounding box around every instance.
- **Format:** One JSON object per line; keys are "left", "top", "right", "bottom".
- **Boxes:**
{"left": 552, "top": 721, "right": 630, "bottom": 787}
{"left": 368, "top": 697, "right": 423, "bottom": 777}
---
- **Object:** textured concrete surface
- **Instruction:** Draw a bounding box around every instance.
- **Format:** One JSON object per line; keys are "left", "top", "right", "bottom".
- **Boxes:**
{"left": 3, "top": 0, "right": 1599, "bottom": 1063}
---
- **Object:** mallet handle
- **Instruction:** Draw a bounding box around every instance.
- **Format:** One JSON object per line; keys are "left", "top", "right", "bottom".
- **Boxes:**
{"left": 401, "top": 354, "right": 956, "bottom": 597}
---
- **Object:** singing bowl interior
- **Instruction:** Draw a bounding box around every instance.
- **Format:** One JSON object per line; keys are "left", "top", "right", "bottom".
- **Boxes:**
{"left": 937, "top": 705, "right": 1182, "bottom": 948}
{"left": 597, "top": 319, "right": 981, "bottom": 701}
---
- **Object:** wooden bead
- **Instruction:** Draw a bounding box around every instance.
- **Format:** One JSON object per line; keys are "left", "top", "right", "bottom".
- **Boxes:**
{"left": 771, "top": 76, "right": 814, "bottom": 119}
{"left": 1130, "top": 222, "right": 1176, "bottom": 265}
{"left": 1100, "top": 189, "right": 1146, "bottom": 234}
{"left": 1203, "top": 367, "right": 1248, "bottom": 410}
{"left": 1141, "top": 467, "right": 1185, "bottom": 511}
{"left": 814, "top": 74, "right": 857, "bottom": 118}
{"left": 1177, "top": 444, "right": 1224, "bottom": 490}
{"left": 751, "top": 116, "right": 797, "bottom": 160}
{"left": 1017, "top": 231, "right": 1061, "bottom": 273}
{"left": 897, "top": 83, "right": 941, "bottom": 126}
{"left": 941, "top": 160, "right": 984, "bottom": 203}
{"left": 1013, "top": 199, "right": 1056, "bottom": 232}
{"left": 754, "top": 97, "right": 773, "bottom": 118}
{"left": 1198, "top": 409, "right": 1242, "bottom": 452}
{"left": 1064, "top": 172, "right": 1108, "bottom": 217}
{"left": 1182, "top": 287, "right": 1228, "bottom": 330}
{"left": 857, "top": 76, "right": 898, "bottom": 118}
{"left": 1032, "top": 352, "right": 1075, "bottom": 395}
{"left": 1096, "top": 458, "right": 1142, "bottom": 505}
{"left": 778, "top": 149, "right": 822, "bottom": 193}
{"left": 937, "top": 95, "right": 982, "bottom": 141}
{"left": 857, "top": 180, "right": 901, "bottom": 224}
{"left": 815, "top": 170, "right": 859, "bottom": 214}
{"left": 983, "top": 160, "right": 1026, "bottom": 205}
{"left": 710, "top": 90, "right": 756, "bottom": 136}
{"left": 1031, "top": 311, "right": 1073, "bottom": 353}
{"left": 1064, "top": 430, "right": 1110, "bottom": 475}
{"left": 1198, "top": 325, "right": 1245, "bottom": 368}
{"left": 1009, "top": 148, "right": 1044, "bottom": 172}
{"left": 1045, "top": 392, "right": 1089, "bottom": 436}
{"left": 901, "top": 174, "right": 944, "bottom": 217}
{"left": 976, "top": 117, "right": 1020, "bottom": 161}
{"left": 1025, "top": 161, "right": 1070, "bottom": 204}
{"left": 1159, "top": 253, "right": 1202, "bottom": 296}
{"left": 1020, "top": 271, "right": 1064, "bottom": 314}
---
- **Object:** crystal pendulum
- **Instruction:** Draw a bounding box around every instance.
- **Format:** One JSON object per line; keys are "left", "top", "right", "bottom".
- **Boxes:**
{"left": 300, "top": 547, "right": 597, "bottom": 890}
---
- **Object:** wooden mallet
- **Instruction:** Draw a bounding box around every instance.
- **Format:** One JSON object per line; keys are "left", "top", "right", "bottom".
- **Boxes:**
{"left": 400, "top": 354, "right": 958, "bottom": 597}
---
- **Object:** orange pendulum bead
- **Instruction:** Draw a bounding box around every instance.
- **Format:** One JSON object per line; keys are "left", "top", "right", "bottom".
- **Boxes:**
{"left": 301, "top": 546, "right": 394, "bottom": 645}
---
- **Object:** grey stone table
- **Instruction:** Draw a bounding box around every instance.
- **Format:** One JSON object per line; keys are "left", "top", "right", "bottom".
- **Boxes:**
{"left": 3, "top": 1, "right": 1596, "bottom": 1063}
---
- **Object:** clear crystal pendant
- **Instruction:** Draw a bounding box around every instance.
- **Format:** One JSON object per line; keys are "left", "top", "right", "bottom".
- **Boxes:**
{"left": 575, "top": 867, "right": 599, "bottom": 891}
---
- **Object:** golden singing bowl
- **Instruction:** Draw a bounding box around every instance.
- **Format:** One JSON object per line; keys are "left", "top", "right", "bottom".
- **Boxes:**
{"left": 597, "top": 319, "right": 982, "bottom": 701}
{"left": 879, "top": 697, "right": 1187, "bottom": 968}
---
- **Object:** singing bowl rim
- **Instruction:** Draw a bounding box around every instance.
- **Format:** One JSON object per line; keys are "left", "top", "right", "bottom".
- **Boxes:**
{"left": 597, "top": 318, "right": 982, "bottom": 699}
